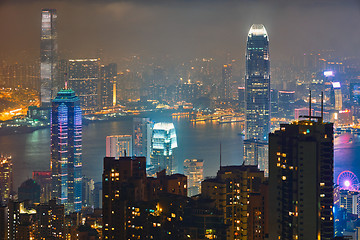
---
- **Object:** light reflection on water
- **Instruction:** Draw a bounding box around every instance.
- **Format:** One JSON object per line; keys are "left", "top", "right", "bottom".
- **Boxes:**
{"left": 0, "top": 116, "right": 244, "bottom": 189}
{"left": 1, "top": 117, "right": 354, "bottom": 190}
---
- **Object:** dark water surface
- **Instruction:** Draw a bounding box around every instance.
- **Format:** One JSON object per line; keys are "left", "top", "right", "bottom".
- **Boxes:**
{"left": 0, "top": 114, "right": 244, "bottom": 189}
{"left": 1, "top": 114, "right": 355, "bottom": 189}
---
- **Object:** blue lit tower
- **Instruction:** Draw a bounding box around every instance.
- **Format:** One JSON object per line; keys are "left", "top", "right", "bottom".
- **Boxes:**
{"left": 244, "top": 24, "right": 270, "bottom": 174}
{"left": 51, "top": 89, "right": 82, "bottom": 213}
{"left": 150, "top": 122, "right": 178, "bottom": 174}
{"left": 41, "top": 9, "right": 57, "bottom": 106}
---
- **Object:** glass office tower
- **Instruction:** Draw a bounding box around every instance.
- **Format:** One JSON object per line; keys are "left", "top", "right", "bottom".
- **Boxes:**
{"left": 150, "top": 122, "right": 177, "bottom": 174}
{"left": 51, "top": 89, "right": 82, "bottom": 213}
{"left": 41, "top": 9, "right": 57, "bottom": 106}
{"left": 244, "top": 24, "right": 270, "bottom": 175}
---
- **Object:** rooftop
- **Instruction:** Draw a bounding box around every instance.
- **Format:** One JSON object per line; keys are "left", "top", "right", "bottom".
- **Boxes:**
{"left": 248, "top": 24, "right": 268, "bottom": 37}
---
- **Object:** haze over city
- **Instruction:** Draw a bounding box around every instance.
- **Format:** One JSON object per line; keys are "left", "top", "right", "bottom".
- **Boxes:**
{"left": 0, "top": 0, "right": 360, "bottom": 239}
{"left": 0, "top": 0, "right": 360, "bottom": 65}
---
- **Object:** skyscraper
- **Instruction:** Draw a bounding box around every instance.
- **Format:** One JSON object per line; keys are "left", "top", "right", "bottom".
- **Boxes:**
{"left": 278, "top": 90, "right": 295, "bottom": 119}
{"left": 150, "top": 122, "right": 178, "bottom": 174}
{"left": 68, "top": 59, "right": 101, "bottom": 112}
{"left": 102, "top": 156, "right": 147, "bottom": 240}
{"left": 183, "top": 159, "right": 204, "bottom": 197}
{"left": 268, "top": 119, "right": 334, "bottom": 239}
{"left": 0, "top": 156, "right": 12, "bottom": 205}
{"left": 106, "top": 135, "right": 133, "bottom": 158}
{"left": 101, "top": 63, "right": 117, "bottom": 108}
{"left": 133, "top": 117, "right": 152, "bottom": 163}
{"left": 40, "top": 9, "right": 57, "bottom": 106}
{"left": 221, "top": 64, "right": 232, "bottom": 99}
{"left": 331, "top": 82, "right": 343, "bottom": 111}
{"left": 51, "top": 89, "right": 82, "bottom": 213}
{"left": 244, "top": 24, "right": 270, "bottom": 174}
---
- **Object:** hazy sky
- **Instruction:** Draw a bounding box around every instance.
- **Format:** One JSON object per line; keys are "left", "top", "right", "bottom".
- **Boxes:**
{"left": 0, "top": 0, "right": 359, "bottom": 64}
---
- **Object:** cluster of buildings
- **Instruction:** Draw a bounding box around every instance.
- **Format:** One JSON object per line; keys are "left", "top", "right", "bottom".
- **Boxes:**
{"left": 2, "top": 5, "right": 360, "bottom": 240}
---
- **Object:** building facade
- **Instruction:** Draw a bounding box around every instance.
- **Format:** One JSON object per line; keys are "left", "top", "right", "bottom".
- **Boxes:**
{"left": 201, "top": 165, "right": 267, "bottom": 240}
{"left": 278, "top": 90, "right": 295, "bottom": 119}
{"left": 68, "top": 59, "right": 101, "bottom": 112}
{"left": 132, "top": 118, "right": 152, "bottom": 164}
{"left": 101, "top": 63, "right": 117, "bottom": 108}
{"left": 40, "top": 9, "right": 57, "bottom": 106}
{"left": 244, "top": 24, "right": 270, "bottom": 174}
{"left": 269, "top": 119, "right": 334, "bottom": 239}
{"left": 106, "top": 135, "right": 133, "bottom": 158}
{"left": 183, "top": 159, "right": 204, "bottom": 197}
{"left": 51, "top": 89, "right": 82, "bottom": 213}
{"left": 150, "top": 122, "right": 178, "bottom": 174}
{"left": 221, "top": 64, "right": 232, "bottom": 100}
{"left": 0, "top": 156, "right": 12, "bottom": 205}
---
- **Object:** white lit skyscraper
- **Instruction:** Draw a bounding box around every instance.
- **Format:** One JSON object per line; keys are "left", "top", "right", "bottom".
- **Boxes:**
{"left": 106, "top": 135, "right": 133, "bottom": 158}
{"left": 244, "top": 24, "right": 270, "bottom": 175}
{"left": 51, "top": 89, "right": 82, "bottom": 213}
{"left": 150, "top": 122, "right": 177, "bottom": 174}
{"left": 41, "top": 9, "right": 57, "bottom": 106}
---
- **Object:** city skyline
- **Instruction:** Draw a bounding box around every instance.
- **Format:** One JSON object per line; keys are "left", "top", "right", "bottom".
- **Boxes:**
{"left": 0, "top": 2, "right": 360, "bottom": 239}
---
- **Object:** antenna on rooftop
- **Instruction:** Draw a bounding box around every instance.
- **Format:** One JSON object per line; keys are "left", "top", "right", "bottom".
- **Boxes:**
{"left": 64, "top": 72, "right": 68, "bottom": 90}
{"left": 321, "top": 91, "right": 324, "bottom": 123}
{"left": 220, "top": 141, "right": 222, "bottom": 169}
{"left": 309, "top": 90, "right": 311, "bottom": 121}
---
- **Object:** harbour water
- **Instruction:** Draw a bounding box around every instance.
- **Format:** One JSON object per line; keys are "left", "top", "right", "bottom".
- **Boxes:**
{"left": 0, "top": 114, "right": 244, "bottom": 189}
{"left": 0, "top": 114, "right": 356, "bottom": 189}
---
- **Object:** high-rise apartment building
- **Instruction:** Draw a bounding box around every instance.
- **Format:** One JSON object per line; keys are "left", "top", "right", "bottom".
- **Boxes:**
{"left": 68, "top": 59, "right": 101, "bottom": 112}
{"left": 244, "top": 24, "right": 270, "bottom": 174}
{"left": 102, "top": 156, "right": 147, "bottom": 240}
{"left": 40, "top": 9, "right": 57, "bottom": 106}
{"left": 101, "top": 63, "right": 117, "bottom": 108}
{"left": 278, "top": 90, "right": 295, "bottom": 119}
{"left": 35, "top": 199, "right": 65, "bottom": 239}
{"left": 51, "top": 89, "right": 82, "bottom": 213}
{"left": 133, "top": 118, "right": 152, "bottom": 163}
{"left": 150, "top": 122, "right": 178, "bottom": 174}
{"left": 269, "top": 119, "right": 334, "bottom": 239}
{"left": 201, "top": 165, "right": 267, "bottom": 240}
{"left": 331, "top": 82, "right": 343, "bottom": 111}
{"left": 221, "top": 64, "right": 232, "bottom": 99}
{"left": 0, "top": 156, "right": 12, "bottom": 205}
{"left": 106, "top": 135, "right": 133, "bottom": 158}
{"left": 183, "top": 159, "right": 204, "bottom": 197}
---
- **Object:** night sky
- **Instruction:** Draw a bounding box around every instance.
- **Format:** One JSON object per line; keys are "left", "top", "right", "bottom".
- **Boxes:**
{"left": 0, "top": 0, "right": 359, "bottom": 64}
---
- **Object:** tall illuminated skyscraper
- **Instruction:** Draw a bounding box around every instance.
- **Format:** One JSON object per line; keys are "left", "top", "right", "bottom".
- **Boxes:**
{"left": 51, "top": 89, "right": 82, "bottom": 213}
{"left": 221, "top": 64, "right": 232, "bottom": 99}
{"left": 0, "top": 156, "right": 12, "bottom": 205}
{"left": 244, "top": 24, "right": 270, "bottom": 174}
{"left": 40, "top": 9, "right": 57, "bottom": 106}
{"left": 150, "top": 122, "right": 177, "bottom": 174}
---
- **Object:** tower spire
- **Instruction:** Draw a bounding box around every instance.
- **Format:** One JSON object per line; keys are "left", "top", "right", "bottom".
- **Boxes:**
{"left": 220, "top": 141, "right": 222, "bottom": 169}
